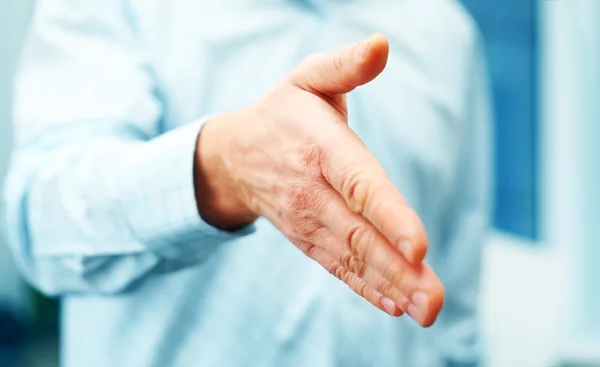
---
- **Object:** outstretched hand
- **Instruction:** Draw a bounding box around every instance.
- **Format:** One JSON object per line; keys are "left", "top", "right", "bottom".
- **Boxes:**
{"left": 196, "top": 34, "right": 445, "bottom": 327}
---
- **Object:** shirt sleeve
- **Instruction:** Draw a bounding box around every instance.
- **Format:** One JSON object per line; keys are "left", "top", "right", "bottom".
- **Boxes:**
{"left": 432, "top": 35, "right": 493, "bottom": 367}
{"left": 2, "top": 0, "right": 254, "bottom": 296}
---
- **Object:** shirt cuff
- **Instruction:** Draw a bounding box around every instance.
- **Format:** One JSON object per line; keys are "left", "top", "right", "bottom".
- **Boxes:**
{"left": 120, "top": 118, "right": 255, "bottom": 257}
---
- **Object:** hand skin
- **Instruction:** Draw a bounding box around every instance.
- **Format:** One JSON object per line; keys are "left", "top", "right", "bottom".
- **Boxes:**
{"left": 194, "top": 34, "right": 445, "bottom": 327}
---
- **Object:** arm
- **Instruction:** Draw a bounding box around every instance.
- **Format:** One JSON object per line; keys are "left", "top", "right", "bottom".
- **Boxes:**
{"left": 4, "top": 0, "right": 445, "bottom": 326}
{"left": 434, "top": 36, "right": 493, "bottom": 366}
{"left": 3, "top": 0, "right": 255, "bottom": 296}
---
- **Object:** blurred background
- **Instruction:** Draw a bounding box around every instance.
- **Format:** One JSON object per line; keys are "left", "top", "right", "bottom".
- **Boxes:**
{"left": 0, "top": 0, "right": 598, "bottom": 366}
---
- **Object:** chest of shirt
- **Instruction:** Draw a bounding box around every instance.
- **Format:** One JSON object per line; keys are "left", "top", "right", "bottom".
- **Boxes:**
{"left": 129, "top": 0, "right": 464, "bottom": 211}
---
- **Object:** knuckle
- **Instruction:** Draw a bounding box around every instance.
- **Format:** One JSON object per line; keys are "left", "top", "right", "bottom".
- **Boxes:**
{"left": 355, "top": 281, "right": 368, "bottom": 299}
{"left": 291, "top": 53, "right": 324, "bottom": 89}
{"left": 304, "top": 224, "right": 322, "bottom": 240}
{"left": 346, "top": 224, "right": 362, "bottom": 248}
{"left": 350, "top": 257, "right": 367, "bottom": 278}
{"left": 346, "top": 225, "right": 371, "bottom": 257}
{"left": 341, "top": 252, "right": 367, "bottom": 278}
{"left": 281, "top": 221, "right": 301, "bottom": 240}
{"left": 340, "top": 251, "right": 353, "bottom": 269}
{"left": 303, "top": 244, "right": 317, "bottom": 258}
{"left": 341, "top": 172, "right": 370, "bottom": 214}
{"left": 291, "top": 218, "right": 320, "bottom": 240}
{"left": 333, "top": 265, "right": 349, "bottom": 282}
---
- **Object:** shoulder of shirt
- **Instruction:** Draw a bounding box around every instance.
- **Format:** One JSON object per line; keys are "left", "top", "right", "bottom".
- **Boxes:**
{"left": 417, "top": 0, "right": 482, "bottom": 51}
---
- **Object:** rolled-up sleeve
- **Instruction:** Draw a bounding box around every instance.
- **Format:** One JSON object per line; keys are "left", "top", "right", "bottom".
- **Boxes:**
{"left": 2, "top": 0, "right": 253, "bottom": 296}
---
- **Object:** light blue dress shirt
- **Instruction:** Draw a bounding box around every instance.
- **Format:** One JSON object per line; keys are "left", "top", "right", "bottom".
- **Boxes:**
{"left": 3, "top": 0, "right": 492, "bottom": 366}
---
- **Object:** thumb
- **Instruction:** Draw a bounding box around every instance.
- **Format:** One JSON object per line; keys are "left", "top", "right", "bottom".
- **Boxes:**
{"left": 291, "top": 33, "right": 389, "bottom": 96}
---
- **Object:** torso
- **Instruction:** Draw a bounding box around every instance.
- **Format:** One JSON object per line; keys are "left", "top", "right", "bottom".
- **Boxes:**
{"left": 64, "top": 1, "right": 476, "bottom": 366}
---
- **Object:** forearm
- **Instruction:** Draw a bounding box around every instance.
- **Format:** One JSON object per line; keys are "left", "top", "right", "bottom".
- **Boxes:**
{"left": 4, "top": 119, "right": 254, "bottom": 296}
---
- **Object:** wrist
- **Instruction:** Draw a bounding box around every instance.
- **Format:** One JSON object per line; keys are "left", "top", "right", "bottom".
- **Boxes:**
{"left": 194, "top": 113, "right": 258, "bottom": 230}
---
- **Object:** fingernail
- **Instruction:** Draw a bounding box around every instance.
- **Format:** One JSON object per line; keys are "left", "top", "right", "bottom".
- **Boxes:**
{"left": 407, "top": 291, "right": 429, "bottom": 325}
{"left": 407, "top": 304, "right": 425, "bottom": 325}
{"left": 412, "top": 291, "right": 429, "bottom": 312}
{"left": 398, "top": 240, "right": 414, "bottom": 263}
{"left": 381, "top": 297, "right": 397, "bottom": 316}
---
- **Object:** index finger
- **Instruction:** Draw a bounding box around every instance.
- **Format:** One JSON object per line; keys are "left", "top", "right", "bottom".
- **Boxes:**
{"left": 320, "top": 127, "right": 428, "bottom": 264}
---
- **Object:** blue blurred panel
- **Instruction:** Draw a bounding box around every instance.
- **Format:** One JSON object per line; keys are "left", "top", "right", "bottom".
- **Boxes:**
{"left": 461, "top": 0, "right": 538, "bottom": 239}
{"left": 0, "top": 305, "right": 26, "bottom": 367}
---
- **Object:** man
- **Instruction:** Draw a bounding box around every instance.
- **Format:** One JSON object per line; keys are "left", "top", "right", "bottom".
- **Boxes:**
{"left": 3, "top": 0, "right": 491, "bottom": 366}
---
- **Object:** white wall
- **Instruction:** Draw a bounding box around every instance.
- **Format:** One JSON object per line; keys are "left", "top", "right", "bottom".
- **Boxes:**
{"left": 481, "top": 233, "right": 568, "bottom": 367}
{"left": 540, "top": 0, "right": 600, "bottom": 363}
{"left": 481, "top": 0, "right": 600, "bottom": 366}
{"left": 0, "top": 0, "right": 34, "bottom": 314}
